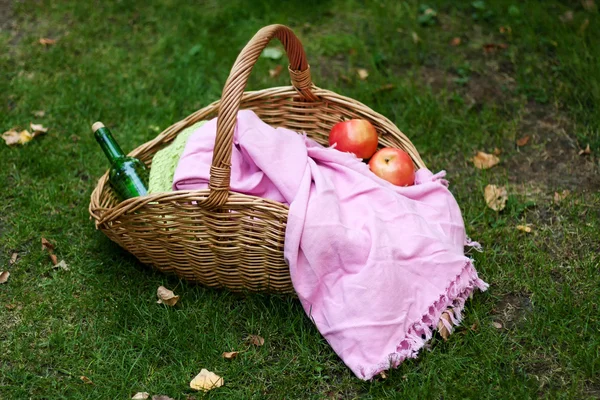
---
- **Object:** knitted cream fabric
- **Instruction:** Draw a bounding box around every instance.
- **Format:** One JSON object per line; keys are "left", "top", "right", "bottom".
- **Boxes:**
{"left": 148, "top": 121, "right": 206, "bottom": 194}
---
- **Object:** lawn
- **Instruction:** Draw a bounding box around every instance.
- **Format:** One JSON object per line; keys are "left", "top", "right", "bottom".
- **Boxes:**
{"left": 1, "top": 0, "right": 599, "bottom": 399}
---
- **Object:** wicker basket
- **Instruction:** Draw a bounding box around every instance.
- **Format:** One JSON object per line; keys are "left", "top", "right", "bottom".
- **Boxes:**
{"left": 89, "top": 24, "right": 426, "bottom": 294}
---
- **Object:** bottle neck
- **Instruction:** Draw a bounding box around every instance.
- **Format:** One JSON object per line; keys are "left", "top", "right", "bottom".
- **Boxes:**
{"left": 94, "top": 126, "right": 125, "bottom": 164}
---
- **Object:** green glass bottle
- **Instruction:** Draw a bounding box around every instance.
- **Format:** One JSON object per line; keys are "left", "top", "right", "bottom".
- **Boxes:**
{"left": 92, "top": 121, "right": 149, "bottom": 200}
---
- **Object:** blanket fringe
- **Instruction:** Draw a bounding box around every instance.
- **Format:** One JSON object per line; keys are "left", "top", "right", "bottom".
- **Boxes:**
{"left": 362, "top": 258, "right": 488, "bottom": 380}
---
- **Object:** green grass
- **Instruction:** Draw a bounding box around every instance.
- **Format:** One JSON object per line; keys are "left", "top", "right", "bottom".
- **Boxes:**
{"left": 1, "top": 0, "right": 599, "bottom": 398}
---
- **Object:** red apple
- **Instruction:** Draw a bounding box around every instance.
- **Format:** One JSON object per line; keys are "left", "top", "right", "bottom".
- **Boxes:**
{"left": 328, "top": 119, "right": 379, "bottom": 159}
{"left": 368, "top": 147, "right": 415, "bottom": 186}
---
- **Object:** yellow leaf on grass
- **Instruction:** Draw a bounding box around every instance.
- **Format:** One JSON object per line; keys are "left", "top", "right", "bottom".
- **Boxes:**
{"left": 222, "top": 351, "right": 239, "bottom": 359}
{"left": 357, "top": 68, "right": 369, "bottom": 80}
{"left": 190, "top": 369, "right": 224, "bottom": 392}
{"left": 39, "top": 38, "right": 57, "bottom": 45}
{"left": 30, "top": 122, "right": 48, "bottom": 136}
{"left": 472, "top": 151, "right": 500, "bottom": 169}
{"left": 131, "top": 392, "right": 149, "bottom": 400}
{"left": 484, "top": 185, "right": 508, "bottom": 211}
{"left": 80, "top": 376, "right": 93, "bottom": 384}
{"left": 2, "top": 129, "right": 33, "bottom": 146}
{"left": 246, "top": 335, "right": 265, "bottom": 346}
{"left": 156, "top": 286, "right": 179, "bottom": 306}
{"left": 516, "top": 225, "right": 533, "bottom": 233}
{"left": 0, "top": 271, "right": 10, "bottom": 284}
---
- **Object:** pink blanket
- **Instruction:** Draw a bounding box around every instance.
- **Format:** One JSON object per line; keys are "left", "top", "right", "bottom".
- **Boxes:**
{"left": 173, "top": 110, "right": 488, "bottom": 380}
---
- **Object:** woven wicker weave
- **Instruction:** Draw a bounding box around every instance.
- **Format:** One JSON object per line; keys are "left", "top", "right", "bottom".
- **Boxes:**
{"left": 89, "top": 24, "right": 426, "bottom": 294}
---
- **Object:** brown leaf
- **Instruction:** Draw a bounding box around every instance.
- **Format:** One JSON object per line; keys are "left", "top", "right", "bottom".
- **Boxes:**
{"left": 499, "top": 26, "right": 512, "bottom": 34}
{"left": 2, "top": 129, "right": 33, "bottom": 146}
{"left": 0, "top": 271, "right": 10, "bottom": 284}
{"left": 582, "top": 0, "right": 596, "bottom": 11}
{"left": 39, "top": 38, "right": 57, "bottom": 45}
{"left": 10, "top": 253, "right": 18, "bottom": 265}
{"left": 41, "top": 237, "right": 55, "bottom": 251}
{"left": 156, "top": 286, "right": 180, "bottom": 306}
{"left": 80, "top": 376, "right": 93, "bottom": 384}
{"left": 33, "top": 110, "right": 46, "bottom": 118}
{"left": 222, "top": 351, "right": 239, "bottom": 359}
{"left": 516, "top": 135, "right": 530, "bottom": 147}
{"left": 554, "top": 190, "right": 570, "bottom": 203}
{"left": 54, "top": 260, "right": 69, "bottom": 271}
{"left": 189, "top": 369, "right": 224, "bottom": 392}
{"left": 450, "top": 37, "right": 461, "bottom": 46}
{"left": 131, "top": 393, "right": 149, "bottom": 400}
{"left": 484, "top": 185, "right": 508, "bottom": 211}
{"left": 492, "top": 321, "right": 503, "bottom": 329}
{"left": 516, "top": 224, "right": 533, "bottom": 233}
{"left": 152, "top": 396, "right": 175, "bottom": 400}
{"left": 49, "top": 253, "right": 58, "bottom": 265}
{"left": 268, "top": 65, "right": 283, "bottom": 78}
{"left": 472, "top": 151, "right": 500, "bottom": 169}
{"left": 437, "top": 310, "right": 453, "bottom": 340}
{"left": 560, "top": 10, "right": 574, "bottom": 22}
{"left": 30, "top": 122, "right": 48, "bottom": 136}
{"left": 470, "top": 323, "right": 479, "bottom": 331}
{"left": 493, "top": 147, "right": 502, "bottom": 156}
{"left": 246, "top": 334, "right": 265, "bottom": 346}
{"left": 579, "top": 144, "right": 591, "bottom": 155}
{"left": 357, "top": 68, "right": 369, "bottom": 80}
{"left": 5, "top": 303, "right": 17, "bottom": 310}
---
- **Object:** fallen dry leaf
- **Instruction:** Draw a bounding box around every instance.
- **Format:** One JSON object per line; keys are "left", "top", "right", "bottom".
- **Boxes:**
{"left": 357, "top": 68, "right": 369, "bottom": 80}
{"left": 579, "top": 144, "right": 591, "bottom": 155}
{"left": 411, "top": 31, "right": 421, "bottom": 44}
{"left": 493, "top": 147, "right": 502, "bottom": 156}
{"left": 554, "top": 190, "right": 570, "bottom": 203}
{"left": 55, "top": 260, "right": 69, "bottom": 271}
{"left": 30, "top": 122, "right": 48, "bottom": 136}
{"left": 483, "top": 43, "right": 508, "bottom": 53}
{"left": 516, "top": 224, "right": 533, "bottom": 233}
{"left": 492, "top": 321, "right": 503, "bottom": 329}
{"left": 5, "top": 303, "right": 18, "bottom": 311}
{"left": 484, "top": 185, "right": 508, "bottom": 211}
{"left": 10, "top": 253, "right": 18, "bottom": 265}
{"left": 2, "top": 129, "right": 33, "bottom": 146}
{"left": 190, "top": 369, "right": 224, "bottom": 392}
{"left": 437, "top": 310, "right": 453, "bottom": 341}
{"left": 560, "top": 10, "right": 574, "bottom": 22}
{"left": 516, "top": 135, "right": 530, "bottom": 147}
{"left": 582, "top": 0, "right": 596, "bottom": 11}
{"left": 246, "top": 335, "right": 265, "bottom": 346}
{"left": 374, "top": 83, "right": 395, "bottom": 93}
{"left": 499, "top": 26, "right": 512, "bottom": 34}
{"left": 450, "top": 37, "right": 461, "bottom": 46}
{"left": 80, "top": 376, "right": 93, "bottom": 384}
{"left": 222, "top": 351, "right": 239, "bottom": 359}
{"left": 49, "top": 254, "right": 58, "bottom": 265}
{"left": 39, "top": 38, "right": 57, "bottom": 45}
{"left": 33, "top": 110, "right": 46, "bottom": 117}
{"left": 131, "top": 392, "right": 149, "bottom": 400}
{"left": 470, "top": 323, "right": 479, "bottom": 331}
{"left": 41, "top": 237, "right": 55, "bottom": 251}
{"left": 269, "top": 65, "right": 283, "bottom": 78}
{"left": 379, "top": 371, "right": 388, "bottom": 379}
{"left": 0, "top": 271, "right": 10, "bottom": 284}
{"left": 156, "top": 286, "right": 179, "bottom": 306}
{"left": 151, "top": 396, "right": 174, "bottom": 400}
{"left": 472, "top": 151, "right": 500, "bottom": 169}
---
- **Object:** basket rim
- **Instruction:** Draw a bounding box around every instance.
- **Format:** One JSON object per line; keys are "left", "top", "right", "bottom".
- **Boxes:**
{"left": 89, "top": 84, "right": 426, "bottom": 226}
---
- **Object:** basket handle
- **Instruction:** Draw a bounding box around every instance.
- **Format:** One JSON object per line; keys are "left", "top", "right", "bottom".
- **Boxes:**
{"left": 205, "top": 24, "right": 317, "bottom": 208}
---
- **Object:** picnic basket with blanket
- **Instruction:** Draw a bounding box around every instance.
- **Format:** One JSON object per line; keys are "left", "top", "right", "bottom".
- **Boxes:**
{"left": 89, "top": 24, "right": 488, "bottom": 380}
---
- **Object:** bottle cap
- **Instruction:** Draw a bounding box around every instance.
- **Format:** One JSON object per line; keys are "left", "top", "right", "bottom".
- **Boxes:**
{"left": 92, "top": 121, "right": 105, "bottom": 132}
